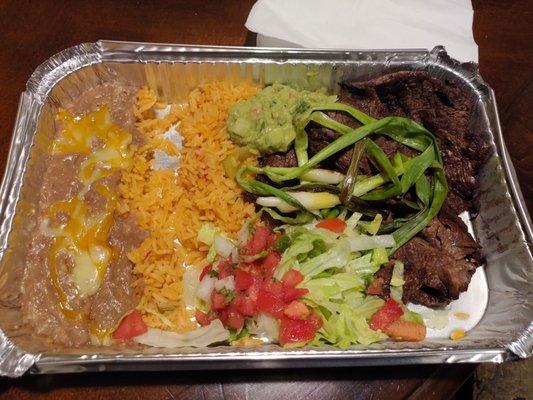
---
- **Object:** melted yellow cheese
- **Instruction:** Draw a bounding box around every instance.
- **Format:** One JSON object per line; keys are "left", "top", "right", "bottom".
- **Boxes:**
{"left": 46, "top": 106, "right": 132, "bottom": 320}
{"left": 450, "top": 328, "right": 465, "bottom": 341}
{"left": 454, "top": 312, "right": 470, "bottom": 320}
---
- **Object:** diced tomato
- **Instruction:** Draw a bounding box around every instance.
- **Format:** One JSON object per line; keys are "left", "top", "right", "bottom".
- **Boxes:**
{"left": 284, "top": 300, "right": 310, "bottom": 320}
{"left": 266, "top": 231, "right": 277, "bottom": 248}
{"left": 261, "top": 280, "right": 284, "bottom": 298}
{"left": 235, "top": 269, "right": 253, "bottom": 291}
{"left": 199, "top": 264, "right": 212, "bottom": 281}
{"left": 369, "top": 299, "right": 404, "bottom": 331}
{"left": 226, "top": 310, "right": 245, "bottom": 331}
{"left": 316, "top": 218, "right": 347, "bottom": 233}
{"left": 216, "top": 259, "right": 233, "bottom": 279}
{"left": 279, "top": 316, "right": 319, "bottom": 345}
{"left": 211, "top": 291, "right": 226, "bottom": 311}
{"left": 281, "top": 269, "right": 304, "bottom": 288}
{"left": 384, "top": 319, "right": 426, "bottom": 342}
{"left": 282, "top": 286, "right": 309, "bottom": 303}
{"left": 246, "top": 271, "right": 264, "bottom": 302}
{"left": 112, "top": 310, "right": 148, "bottom": 340}
{"left": 218, "top": 309, "right": 229, "bottom": 326}
{"left": 195, "top": 310, "right": 214, "bottom": 326}
{"left": 259, "top": 251, "right": 281, "bottom": 278}
{"left": 308, "top": 312, "right": 323, "bottom": 330}
{"left": 242, "top": 225, "right": 272, "bottom": 255}
{"left": 366, "top": 278, "right": 384, "bottom": 296}
{"left": 232, "top": 295, "right": 256, "bottom": 317}
{"left": 256, "top": 289, "right": 285, "bottom": 318}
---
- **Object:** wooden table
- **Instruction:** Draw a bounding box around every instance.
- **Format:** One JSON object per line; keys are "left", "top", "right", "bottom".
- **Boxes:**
{"left": 0, "top": 0, "right": 530, "bottom": 399}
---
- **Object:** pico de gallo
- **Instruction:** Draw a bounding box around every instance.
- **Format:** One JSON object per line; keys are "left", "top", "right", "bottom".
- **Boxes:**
{"left": 186, "top": 212, "right": 426, "bottom": 348}
{"left": 111, "top": 212, "right": 426, "bottom": 348}
{"left": 194, "top": 225, "right": 323, "bottom": 345}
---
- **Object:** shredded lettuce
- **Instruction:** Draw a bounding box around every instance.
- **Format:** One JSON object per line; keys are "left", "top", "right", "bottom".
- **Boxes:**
{"left": 298, "top": 239, "right": 351, "bottom": 279}
{"left": 206, "top": 245, "right": 217, "bottom": 263}
{"left": 420, "top": 309, "right": 449, "bottom": 329}
{"left": 182, "top": 265, "right": 200, "bottom": 310}
{"left": 134, "top": 319, "right": 229, "bottom": 348}
{"left": 276, "top": 219, "right": 395, "bottom": 348}
{"left": 358, "top": 214, "right": 383, "bottom": 235}
{"left": 390, "top": 261, "right": 405, "bottom": 303}
{"left": 303, "top": 273, "right": 366, "bottom": 308}
{"left": 228, "top": 328, "right": 250, "bottom": 342}
{"left": 313, "top": 304, "right": 387, "bottom": 348}
{"left": 197, "top": 223, "right": 218, "bottom": 245}
{"left": 345, "top": 212, "right": 362, "bottom": 231}
{"left": 214, "top": 235, "right": 235, "bottom": 258}
{"left": 198, "top": 224, "right": 236, "bottom": 262}
{"left": 371, "top": 248, "right": 389, "bottom": 265}
{"left": 246, "top": 313, "right": 279, "bottom": 341}
{"left": 274, "top": 226, "right": 340, "bottom": 279}
{"left": 345, "top": 253, "right": 380, "bottom": 277}
{"left": 402, "top": 308, "right": 425, "bottom": 326}
{"left": 350, "top": 295, "right": 386, "bottom": 318}
{"left": 274, "top": 234, "right": 291, "bottom": 253}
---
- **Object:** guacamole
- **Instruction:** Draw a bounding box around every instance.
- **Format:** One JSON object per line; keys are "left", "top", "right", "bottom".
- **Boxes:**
{"left": 227, "top": 83, "right": 336, "bottom": 154}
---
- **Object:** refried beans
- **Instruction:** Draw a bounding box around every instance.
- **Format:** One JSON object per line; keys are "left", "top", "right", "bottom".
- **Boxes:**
{"left": 21, "top": 83, "right": 147, "bottom": 346}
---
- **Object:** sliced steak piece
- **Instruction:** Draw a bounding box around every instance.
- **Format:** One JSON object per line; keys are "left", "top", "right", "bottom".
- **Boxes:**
{"left": 307, "top": 113, "right": 359, "bottom": 173}
{"left": 307, "top": 127, "right": 415, "bottom": 175}
{"left": 366, "top": 262, "right": 393, "bottom": 297}
{"left": 307, "top": 129, "right": 354, "bottom": 173}
{"left": 395, "top": 236, "right": 478, "bottom": 306}
{"left": 419, "top": 210, "right": 480, "bottom": 263}
{"left": 442, "top": 191, "right": 470, "bottom": 216}
{"left": 370, "top": 209, "right": 480, "bottom": 306}
{"left": 258, "top": 148, "right": 298, "bottom": 168}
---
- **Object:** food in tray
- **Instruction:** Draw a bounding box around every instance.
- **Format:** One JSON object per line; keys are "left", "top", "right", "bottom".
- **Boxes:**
{"left": 19, "top": 71, "right": 490, "bottom": 348}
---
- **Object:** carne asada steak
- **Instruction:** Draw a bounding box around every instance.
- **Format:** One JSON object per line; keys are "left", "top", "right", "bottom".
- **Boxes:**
{"left": 260, "top": 71, "right": 489, "bottom": 307}
{"left": 339, "top": 70, "right": 491, "bottom": 214}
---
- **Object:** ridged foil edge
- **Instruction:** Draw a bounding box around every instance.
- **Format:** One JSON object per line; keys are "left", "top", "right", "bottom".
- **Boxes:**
{"left": 26, "top": 42, "right": 102, "bottom": 102}
{"left": 0, "top": 94, "right": 44, "bottom": 377}
{"left": 0, "top": 42, "right": 530, "bottom": 376}
{"left": 0, "top": 43, "right": 104, "bottom": 377}
{"left": 486, "top": 89, "right": 533, "bottom": 359}
{"left": 0, "top": 329, "right": 38, "bottom": 378}
{"left": 429, "top": 47, "right": 532, "bottom": 358}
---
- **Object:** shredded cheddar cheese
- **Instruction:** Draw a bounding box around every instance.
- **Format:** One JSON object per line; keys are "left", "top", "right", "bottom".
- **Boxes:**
{"left": 450, "top": 329, "right": 465, "bottom": 340}
{"left": 44, "top": 106, "right": 133, "bottom": 319}
{"left": 454, "top": 312, "right": 470, "bottom": 320}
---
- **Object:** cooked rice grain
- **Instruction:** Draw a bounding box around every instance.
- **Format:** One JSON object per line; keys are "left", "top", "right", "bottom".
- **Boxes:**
{"left": 119, "top": 82, "right": 258, "bottom": 332}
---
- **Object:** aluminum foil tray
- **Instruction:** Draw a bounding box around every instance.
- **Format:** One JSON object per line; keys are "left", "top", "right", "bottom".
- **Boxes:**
{"left": 0, "top": 41, "right": 531, "bottom": 377}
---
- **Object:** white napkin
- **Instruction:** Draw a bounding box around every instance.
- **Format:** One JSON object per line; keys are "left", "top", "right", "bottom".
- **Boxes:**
{"left": 246, "top": 0, "right": 477, "bottom": 62}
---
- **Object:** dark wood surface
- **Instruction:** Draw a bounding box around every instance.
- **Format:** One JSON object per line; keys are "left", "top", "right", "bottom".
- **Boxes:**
{"left": 0, "top": 0, "right": 531, "bottom": 399}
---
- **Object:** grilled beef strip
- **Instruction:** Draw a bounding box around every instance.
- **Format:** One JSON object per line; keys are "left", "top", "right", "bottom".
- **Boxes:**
{"left": 369, "top": 210, "right": 481, "bottom": 306}
{"left": 339, "top": 71, "right": 488, "bottom": 306}
{"left": 339, "top": 70, "right": 491, "bottom": 214}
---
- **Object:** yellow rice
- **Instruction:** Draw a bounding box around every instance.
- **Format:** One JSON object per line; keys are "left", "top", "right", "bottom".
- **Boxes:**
{"left": 118, "top": 82, "right": 258, "bottom": 332}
